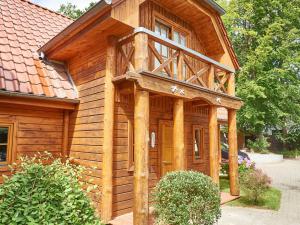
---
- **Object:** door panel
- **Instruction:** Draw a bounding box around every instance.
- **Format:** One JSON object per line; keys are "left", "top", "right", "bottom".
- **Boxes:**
{"left": 159, "top": 120, "right": 174, "bottom": 176}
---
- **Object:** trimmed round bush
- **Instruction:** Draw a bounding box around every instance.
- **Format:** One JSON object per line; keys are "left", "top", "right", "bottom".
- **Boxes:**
{"left": 0, "top": 157, "right": 102, "bottom": 225}
{"left": 152, "top": 171, "right": 221, "bottom": 225}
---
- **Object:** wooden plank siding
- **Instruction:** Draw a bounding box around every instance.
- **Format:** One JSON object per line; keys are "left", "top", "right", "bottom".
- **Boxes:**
{"left": 112, "top": 94, "right": 210, "bottom": 217}
{"left": 67, "top": 43, "right": 107, "bottom": 210}
{"left": 0, "top": 104, "right": 64, "bottom": 183}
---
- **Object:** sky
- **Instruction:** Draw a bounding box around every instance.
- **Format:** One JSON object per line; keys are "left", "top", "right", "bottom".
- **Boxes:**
{"left": 31, "top": 0, "right": 97, "bottom": 11}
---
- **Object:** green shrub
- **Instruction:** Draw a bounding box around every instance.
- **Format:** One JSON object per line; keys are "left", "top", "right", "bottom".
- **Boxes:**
{"left": 152, "top": 171, "right": 221, "bottom": 225}
{"left": 247, "top": 136, "right": 270, "bottom": 153}
{"left": 0, "top": 156, "right": 102, "bottom": 225}
{"left": 240, "top": 169, "right": 271, "bottom": 204}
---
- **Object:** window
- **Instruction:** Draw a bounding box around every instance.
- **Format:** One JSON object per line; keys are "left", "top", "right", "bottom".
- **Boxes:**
{"left": 154, "top": 19, "right": 189, "bottom": 79}
{"left": 0, "top": 124, "right": 13, "bottom": 165}
{"left": 127, "top": 119, "right": 134, "bottom": 171}
{"left": 193, "top": 125, "right": 204, "bottom": 162}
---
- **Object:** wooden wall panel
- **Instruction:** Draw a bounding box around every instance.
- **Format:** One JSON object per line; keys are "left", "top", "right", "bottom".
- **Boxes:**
{"left": 112, "top": 94, "right": 209, "bottom": 217}
{"left": 0, "top": 104, "right": 64, "bottom": 183}
{"left": 68, "top": 44, "right": 107, "bottom": 210}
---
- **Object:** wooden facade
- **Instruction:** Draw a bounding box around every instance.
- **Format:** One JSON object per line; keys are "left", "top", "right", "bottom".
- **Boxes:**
{"left": 0, "top": 0, "right": 242, "bottom": 224}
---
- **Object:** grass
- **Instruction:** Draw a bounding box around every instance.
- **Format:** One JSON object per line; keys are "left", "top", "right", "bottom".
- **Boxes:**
{"left": 220, "top": 176, "right": 282, "bottom": 211}
{"left": 275, "top": 149, "right": 300, "bottom": 159}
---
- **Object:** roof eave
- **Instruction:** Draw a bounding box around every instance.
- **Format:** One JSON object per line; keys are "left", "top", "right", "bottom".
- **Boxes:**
{"left": 202, "top": 0, "right": 226, "bottom": 15}
{"left": 39, "top": 0, "right": 113, "bottom": 54}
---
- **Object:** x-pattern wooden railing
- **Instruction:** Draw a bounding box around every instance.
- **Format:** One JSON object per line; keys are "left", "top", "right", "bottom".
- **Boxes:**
{"left": 116, "top": 27, "right": 235, "bottom": 95}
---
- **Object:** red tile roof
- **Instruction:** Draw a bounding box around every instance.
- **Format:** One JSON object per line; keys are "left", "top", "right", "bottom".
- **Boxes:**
{"left": 0, "top": 0, "right": 78, "bottom": 100}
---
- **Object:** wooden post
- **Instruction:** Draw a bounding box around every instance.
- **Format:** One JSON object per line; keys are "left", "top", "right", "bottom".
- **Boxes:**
{"left": 208, "top": 65, "right": 215, "bottom": 90}
{"left": 227, "top": 73, "right": 235, "bottom": 96}
{"left": 134, "top": 33, "right": 148, "bottom": 72}
{"left": 101, "top": 36, "right": 117, "bottom": 222}
{"left": 209, "top": 105, "right": 219, "bottom": 184}
{"left": 173, "top": 98, "right": 185, "bottom": 170}
{"left": 228, "top": 109, "right": 240, "bottom": 196}
{"left": 134, "top": 88, "right": 149, "bottom": 225}
{"left": 62, "top": 110, "right": 69, "bottom": 160}
{"left": 133, "top": 32, "right": 149, "bottom": 225}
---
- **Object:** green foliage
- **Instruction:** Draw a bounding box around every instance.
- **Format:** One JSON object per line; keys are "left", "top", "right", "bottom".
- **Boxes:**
{"left": 152, "top": 171, "right": 221, "bottom": 225}
{"left": 221, "top": 158, "right": 255, "bottom": 176}
{"left": 247, "top": 136, "right": 270, "bottom": 153}
{"left": 58, "top": 2, "right": 98, "bottom": 19}
{"left": 277, "top": 149, "right": 300, "bottom": 158}
{"left": 240, "top": 169, "right": 271, "bottom": 204}
{"left": 216, "top": 0, "right": 300, "bottom": 146}
{"left": 0, "top": 156, "right": 102, "bottom": 225}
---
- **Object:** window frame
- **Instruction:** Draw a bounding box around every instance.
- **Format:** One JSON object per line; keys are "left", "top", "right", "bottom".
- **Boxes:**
{"left": 192, "top": 125, "right": 205, "bottom": 163}
{"left": 0, "top": 120, "right": 16, "bottom": 166}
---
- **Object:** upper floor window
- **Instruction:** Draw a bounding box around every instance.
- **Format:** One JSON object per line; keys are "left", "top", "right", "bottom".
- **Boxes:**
{"left": 154, "top": 20, "right": 189, "bottom": 79}
{"left": 0, "top": 124, "right": 13, "bottom": 165}
{"left": 193, "top": 125, "right": 204, "bottom": 162}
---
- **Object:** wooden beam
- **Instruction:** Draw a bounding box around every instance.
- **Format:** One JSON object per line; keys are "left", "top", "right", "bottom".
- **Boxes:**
{"left": 227, "top": 73, "right": 235, "bottom": 96}
{"left": 133, "top": 88, "right": 149, "bottom": 225}
{"left": 209, "top": 105, "right": 219, "bottom": 184}
{"left": 133, "top": 31, "right": 149, "bottom": 225}
{"left": 134, "top": 32, "right": 148, "bottom": 72}
{"left": 62, "top": 110, "right": 70, "bottom": 160}
{"left": 173, "top": 98, "right": 185, "bottom": 170}
{"left": 228, "top": 109, "right": 240, "bottom": 196}
{"left": 101, "top": 36, "right": 117, "bottom": 222}
{"left": 208, "top": 65, "right": 215, "bottom": 90}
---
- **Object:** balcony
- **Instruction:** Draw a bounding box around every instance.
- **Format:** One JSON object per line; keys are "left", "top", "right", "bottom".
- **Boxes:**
{"left": 115, "top": 27, "right": 238, "bottom": 101}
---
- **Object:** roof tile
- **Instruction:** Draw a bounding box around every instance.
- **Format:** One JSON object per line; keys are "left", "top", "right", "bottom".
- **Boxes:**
{"left": 0, "top": 0, "right": 76, "bottom": 100}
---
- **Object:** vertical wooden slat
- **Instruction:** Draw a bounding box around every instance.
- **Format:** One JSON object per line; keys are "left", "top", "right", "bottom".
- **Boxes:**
{"left": 173, "top": 98, "right": 185, "bottom": 170}
{"left": 227, "top": 73, "right": 235, "bottom": 96}
{"left": 101, "top": 36, "right": 117, "bottom": 222}
{"left": 62, "top": 110, "right": 69, "bottom": 160}
{"left": 209, "top": 105, "right": 219, "bottom": 184}
{"left": 177, "top": 51, "right": 183, "bottom": 81}
{"left": 208, "top": 65, "right": 215, "bottom": 90}
{"left": 228, "top": 109, "right": 240, "bottom": 196}
{"left": 133, "top": 88, "right": 149, "bottom": 225}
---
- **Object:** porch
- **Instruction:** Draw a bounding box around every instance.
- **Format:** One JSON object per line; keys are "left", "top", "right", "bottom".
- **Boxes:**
{"left": 101, "top": 28, "right": 242, "bottom": 224}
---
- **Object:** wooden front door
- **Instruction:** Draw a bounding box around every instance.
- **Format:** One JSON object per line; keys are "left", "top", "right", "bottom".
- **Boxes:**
{"left": 159, "top": 120, "right": 174, "bottom": 176}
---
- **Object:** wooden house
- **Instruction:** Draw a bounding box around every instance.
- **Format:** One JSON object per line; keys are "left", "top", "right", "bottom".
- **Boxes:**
{"left": 0, "top": 0, "right": 242, "bottom": 224}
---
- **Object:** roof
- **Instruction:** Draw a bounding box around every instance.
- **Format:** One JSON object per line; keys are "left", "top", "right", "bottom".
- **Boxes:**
{"left": 203, "top": 0, "right": 226, "bottom": 15}
{"left": 0, "top": 0, "right": 78, "bottom": 100}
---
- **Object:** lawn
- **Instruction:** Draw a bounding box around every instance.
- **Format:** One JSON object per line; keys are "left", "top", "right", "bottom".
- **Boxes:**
{"left": 220, "top": 177, "right": 282, "bottom": 211}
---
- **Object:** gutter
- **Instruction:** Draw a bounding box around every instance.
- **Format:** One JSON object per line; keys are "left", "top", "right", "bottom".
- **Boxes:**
{"left": 0, "top": 90, "right": 79, "bottom": 104}
{"left": 202, "top": 0, "right": 226, "bottom": 15}
{"left": 38, "top": 0, "right": 112, "bottom": 54}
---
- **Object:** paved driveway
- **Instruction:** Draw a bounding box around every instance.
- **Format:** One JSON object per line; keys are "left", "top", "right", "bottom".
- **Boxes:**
{"left": 218, "top": 160, "right": 300, "bottom": 225}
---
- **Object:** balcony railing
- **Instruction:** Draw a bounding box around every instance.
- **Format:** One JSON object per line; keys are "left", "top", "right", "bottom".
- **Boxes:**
{"left": 116, "top": 27, "right": 235, "bottom": 95}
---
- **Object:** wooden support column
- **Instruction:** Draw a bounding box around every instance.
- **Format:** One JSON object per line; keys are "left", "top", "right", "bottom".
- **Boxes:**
{"left": 62, "top": 110, "right": 69, "bottom": 160}
{"left": 134, "top": 88, "right": 149, "bottom": 225}
{"left": 227, "top": 73, "right": 235, "bottom": 96}
{"left": 173, "top": 98, "right": 185, "bottom": 170}
{"left": 133, "top": 32, "right": 149, "bottom": 225}
{"left": 209, "top": 105, "right": 219, "bottom": 184}
{"left": 208, "top": 65, "right": 215, "bottom": 90}
{"left": 228, "top": 109, "right": 240, "bottom": 196}
{"left": 101, "top": 36, "right": 117, "bottom": 222}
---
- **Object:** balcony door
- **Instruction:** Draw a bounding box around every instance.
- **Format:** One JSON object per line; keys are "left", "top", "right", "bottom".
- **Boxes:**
{"left": 154, "top": 20, "right": 188, "bottom": 80}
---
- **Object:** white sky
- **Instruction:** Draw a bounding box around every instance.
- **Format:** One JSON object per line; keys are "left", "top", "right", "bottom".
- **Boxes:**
{"left": 31, "top": 0, "right": 97, "bottom": 11}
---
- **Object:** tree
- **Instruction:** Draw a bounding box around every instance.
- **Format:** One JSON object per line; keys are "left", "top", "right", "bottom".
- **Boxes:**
{"left": 217, "top": 0, "right": 300, "bottom": 148}
{"left": 58, "top": 1, "right": 98, "bottom": 19}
